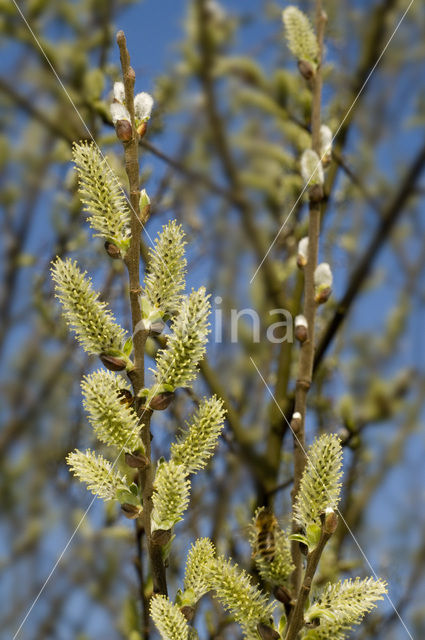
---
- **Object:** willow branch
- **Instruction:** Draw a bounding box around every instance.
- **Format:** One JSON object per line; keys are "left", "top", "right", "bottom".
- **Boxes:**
{"left": 290, "top": 1, "right": 326, "bottom": 596}
{"left": 116, "top": 30, "right": 167, "bottom": 602}
{"left": 284, "top": 520, "right": 334, "bottom": 640}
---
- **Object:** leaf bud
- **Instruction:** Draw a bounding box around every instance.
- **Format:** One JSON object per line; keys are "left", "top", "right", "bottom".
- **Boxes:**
{"left": 125, "top": 452, "right": 150, "bottom": 469}
{"left": 294, "top": 314, "right": 308, "bottom": 343}
{"left": 257, "top": 622, "right": 281, "bottom": 640}
{"left": 149, "top": 391, "right": 175, "bottom": 411}
{"left": 151, "top": 528, "right": 172, "bottom": 546}
{"left": 100, "top": 353, "right": 127, "bottom": 371}
{"left": 314, "top": 262, "right": 333, "bottom": 304}
{"left": 298, "top": 59, "right": 315, "bottom": 80}
{"left": 104, "top": 240, "right": 122, "bottom": 260}
{"left": 297, "top": 236, "right": 309, "bottom": 268}
{"left": 323, "top": 508, "right": 338, "bottom": 535}
{"left": 121, "top": 503, "right": 142, "bottom": 519}
{"left": 115, "top": 119, "right": 132, "bottom": 142}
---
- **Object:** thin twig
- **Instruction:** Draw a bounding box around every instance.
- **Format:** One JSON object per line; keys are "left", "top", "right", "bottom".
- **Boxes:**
{"left": 134, "top": 521, "right": 150, "bottom": 635}
{"left": 116, "top": 30, "right": 168, "bottom": 607}
{"left": 284, "top": 521, "right": 334, "bottom": 640}
{"left": 290, "top": 2, "right": 326, "bottom": 596}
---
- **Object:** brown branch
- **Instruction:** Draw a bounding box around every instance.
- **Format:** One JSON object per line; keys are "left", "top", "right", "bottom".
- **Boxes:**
{"left": 290, "top": 2, "right": 326, "bottom": 596}
{"left": 284, "top": 517, "right": 336, "bottom": 640}
{"left": 116, "top": 31, "right": 167, "bottom": 605}
{"left": 134, "top": 521, "right": 150, "bottom": 635}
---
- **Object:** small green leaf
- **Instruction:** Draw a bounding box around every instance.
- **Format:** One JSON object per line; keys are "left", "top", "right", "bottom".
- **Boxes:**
{"left": 123, "top": 336, "right": 133, "bottom": 357}
{"left": 278, "top": 614, "right": 287, "bottom": 636}
{"left": 116, "top": 489, "right": 140, "bottom": 506}
{"left": 129, "top": 482, "right": 139, "bottom": 496}
{"left": 288, "top": 533, "right": 309, "bottom": 546}
{"left": 175, "top": 587, "right": 196, "bottom": 608}
{"left": 104, "top": 347, "right": 125, "bottom": 358}
{"left": 306, "top": 523, "right": 322, "bottom": 549}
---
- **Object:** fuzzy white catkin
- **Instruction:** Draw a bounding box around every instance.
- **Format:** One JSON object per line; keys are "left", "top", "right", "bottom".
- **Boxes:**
{"left": 134, "top": 92, "right": 154, "bottom": 122}
{"left": 295, "top": 314, "right": 308, "bottom": 329}
{"left": 300, "top": 149, "right": 324, "bottom": 186}
{"left": 314, "top": 262, "right": 333, "bottom": 288}
{"left": 110, "top": 101, "right": 130, "bottom": 124}
{"left": 320, "top": 124, "right": 333, "bottom": 158}
{"left": 282, "top": 6, "right": 319, "bottom": 65}
{"left": 113, "top": 82, "right": 125, "bottom": 103}
{"left": 298, "top": 236, "right": 309, "bottom": 260}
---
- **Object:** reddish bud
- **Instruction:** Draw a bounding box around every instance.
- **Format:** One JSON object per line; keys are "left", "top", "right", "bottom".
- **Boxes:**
{"left": 297, "top": 254, "right": 307, "bottom": 269}
{"left": 151, "top": 529, "right": 172, "bottom": 546}
{"left": 273, "top": 585, "right": 293, "bottom": 606}
{"left": 121, "top": 503, "right": 141, "bottom": 519}
{"left": 100, "top": 353, "right": 127, "bottom": 371}
{"left": 118, "top": 388, "right": 134, "bottom": 405}
{"left": 137, "top": 121, "right": 148, "bottom": 138}
{"left": 315, "top": 286, "right": 332, "bottom": 305}
{"left": 295, "top": 326, "right": 308, "bottom": 343}
{"left": 256, "top": 623, "right": 281, "bottom": 640}
{"left": 149, "top": 391, "right": 175, "bottom": 411}
{"left": 104, "top": 241, "right": 122, "bottom": 260}
{"left": 308, "top": 183, "right": 324, "bottom": 203}
{"left": 324, "top": 509, "right": 338, "bottom": 535}
{"left": 298, "top": 59, "right": 315, "bottom": 80}
{"left": 180, "top": 606, "right": 195, "bottom": 622}
{"left": 125, "top": 452, "right": 149, "bottom": 469}
{"left": 115, "top": 119, "right": 132, "bottom": 142}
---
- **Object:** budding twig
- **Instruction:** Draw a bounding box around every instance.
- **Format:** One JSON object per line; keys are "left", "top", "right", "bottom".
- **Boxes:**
{"left": 290, "top": 0, "right": 327, "bottom": 600}
{"left": 116, "top": 30, "right": 168, "bottom": 601}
